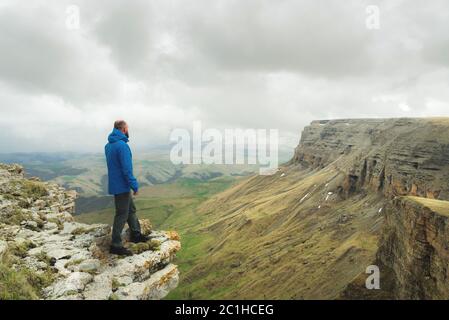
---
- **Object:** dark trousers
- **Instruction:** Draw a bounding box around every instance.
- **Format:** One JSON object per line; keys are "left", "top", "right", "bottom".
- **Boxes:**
{"left": 111, "top": 192, "right": 141, "bottom": 247}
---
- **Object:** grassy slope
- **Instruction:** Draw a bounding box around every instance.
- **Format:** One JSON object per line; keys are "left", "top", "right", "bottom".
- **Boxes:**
{"left": 75, "top": 176, "right": 240, "bottom": 299}
{"left": 0, "top": 244, "right": 55, "bottom": 300}
{"left": 172, "top": 164, "right": 386, "bottom": 299}
{"left": 76, "top": 177, "right": 238, "bottom": 227}
{"left": 77, "top": 164, "right": 385, "bottom": 299}
{"left": 0, "top": 261, "right": 39, "bottom": 300}
{"left": 405, "top": 196, "right": 449, "bottom": 217}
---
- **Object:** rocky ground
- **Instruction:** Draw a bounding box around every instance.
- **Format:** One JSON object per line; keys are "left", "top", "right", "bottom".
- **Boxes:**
{"left": 0, "top": 163, "right": 181, "bottom": 300}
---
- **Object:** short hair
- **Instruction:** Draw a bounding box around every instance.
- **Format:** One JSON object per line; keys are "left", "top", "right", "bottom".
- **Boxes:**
{"left": 114, "top": 120, "right": 127, "bottom": 130}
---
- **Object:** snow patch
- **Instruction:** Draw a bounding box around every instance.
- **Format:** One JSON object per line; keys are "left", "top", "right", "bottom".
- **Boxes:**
{"left": 300, "top": 193, "right": 310, "bottom": 203}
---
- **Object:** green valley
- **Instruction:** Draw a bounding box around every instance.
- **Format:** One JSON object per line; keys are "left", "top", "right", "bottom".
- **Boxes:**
{"left": 75, "top": 176, "right": 242, "bottom": 299}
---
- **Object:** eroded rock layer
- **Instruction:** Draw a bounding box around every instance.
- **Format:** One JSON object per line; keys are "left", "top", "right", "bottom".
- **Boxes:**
{"left": 291, "top": 118, "right": 449, "bottom": 200}
{"left": 376, "top": 196, "right": 449, "bottom": 299}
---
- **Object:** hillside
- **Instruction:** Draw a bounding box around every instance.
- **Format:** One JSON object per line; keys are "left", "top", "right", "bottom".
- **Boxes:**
{"left": 0, "top": 151, "right": 270, "bottom": 216}
{"left": 0, "top": 149, "right": 282, "bottom": 199}
{"left": 0, "top": 163, "right": 181, "bottom": 300}
{"left": 11, "top": 118, "right": 449, "bottom": 300}
{"left": 171, "top": 118, "right": 449, "bottom": 299}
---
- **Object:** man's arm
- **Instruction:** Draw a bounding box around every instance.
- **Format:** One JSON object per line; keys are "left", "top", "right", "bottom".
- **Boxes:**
{"left": 118, "top": 143, "right": 139, "bottom": 193}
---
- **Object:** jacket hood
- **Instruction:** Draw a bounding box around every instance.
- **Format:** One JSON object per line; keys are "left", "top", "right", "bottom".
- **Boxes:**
{"left": 108, "top": 128, "right": 129, "bottom": 143}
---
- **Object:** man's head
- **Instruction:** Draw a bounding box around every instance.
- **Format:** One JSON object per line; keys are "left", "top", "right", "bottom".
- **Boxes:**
{"left": 114, "top": 120, "right": 129, "bottom": 138}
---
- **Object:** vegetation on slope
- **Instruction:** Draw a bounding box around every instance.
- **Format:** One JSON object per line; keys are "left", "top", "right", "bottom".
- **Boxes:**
{"left": 77, "top": 165, "right": 386, "bottom": 299}
{"left": 0, "top": 262, "right": 39, "bottom": 300}
{"left": 170, "top": 165, "right": 386, "bottom": 299}
{"left": 0, "top": 249, "right": 55, "bottom": 300}
{"left": 75, "top": 176, "right": 239, "bottom": 299}
{"left": 405, "top": 196, "right": 449, "bottom": 217}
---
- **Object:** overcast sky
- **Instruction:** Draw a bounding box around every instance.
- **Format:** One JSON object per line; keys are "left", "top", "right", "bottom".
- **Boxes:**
{"left": 1, "top": 0, "right": 449, "bottom": 153}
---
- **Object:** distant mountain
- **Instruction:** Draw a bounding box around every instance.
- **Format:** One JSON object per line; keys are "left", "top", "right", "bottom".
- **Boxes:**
{"left": 0, "top": 147, "right": 292, "bottom": 217}
{"left": 0, "top": 146, "right": 292, "bottom": 198}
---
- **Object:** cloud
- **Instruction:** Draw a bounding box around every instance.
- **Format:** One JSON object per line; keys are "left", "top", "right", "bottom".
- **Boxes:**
{"left": 0, "top": 1, "right": 124, "bottom": 104}
{"left": 92, "top": 0, "right": 154, "bottom": 76}
{"left": 179, "top": 0, "right": 375, "bottom": 77}
{"left": 1, "top": 0, "right": 449, "bottom": 152}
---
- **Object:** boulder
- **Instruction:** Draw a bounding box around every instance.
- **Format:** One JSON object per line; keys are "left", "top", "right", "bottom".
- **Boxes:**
{"left": 45, "top": 272, "right": 93, "bottom": 299}
{"left": 78, "top": 259, "right": 101, "bottom": 273}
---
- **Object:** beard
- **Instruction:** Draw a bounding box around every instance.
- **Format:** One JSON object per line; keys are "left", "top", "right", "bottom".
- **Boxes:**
{"left": 125, "top": 132, "right": 129, "bottom": 138}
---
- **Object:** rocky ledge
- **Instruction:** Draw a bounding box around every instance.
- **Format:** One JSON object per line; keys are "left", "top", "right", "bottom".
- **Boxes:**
{"left": 0, "top": 163, "right": 181, "bottom": 300}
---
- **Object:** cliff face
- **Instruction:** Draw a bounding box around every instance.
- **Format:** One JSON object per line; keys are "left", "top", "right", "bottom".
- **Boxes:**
{"left": 0, "top": 164, "right": 181, "bottom": 300}
{"left": 291, "top": 118, "right": 449, "bottom": 200}
{"left": 376, "top": 196, "right": 449, "bottom": 299}
{"left": 292, "top": 118, "right": 449, "bottom": 300}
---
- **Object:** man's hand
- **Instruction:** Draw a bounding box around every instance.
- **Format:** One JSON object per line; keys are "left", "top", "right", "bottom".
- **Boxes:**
{"left": 133, "top": 191, "right": 139, "bottom": 196}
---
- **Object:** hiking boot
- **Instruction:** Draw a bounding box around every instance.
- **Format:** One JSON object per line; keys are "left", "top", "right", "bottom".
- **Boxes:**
{"left": 130, "top": 233, "right": 150, "bottom": 244}
{"left": 110, "top": 245, "right": 133, "bottom": 256}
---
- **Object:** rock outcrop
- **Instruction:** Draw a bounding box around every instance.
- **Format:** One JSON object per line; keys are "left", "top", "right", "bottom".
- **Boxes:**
{"left": 291, "top": 118, "right": 449, "bottom": 200}
{"left": 0, "top": 163, "right": 181, "bottom": 300}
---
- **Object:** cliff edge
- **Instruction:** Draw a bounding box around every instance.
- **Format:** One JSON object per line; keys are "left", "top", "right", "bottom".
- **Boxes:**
{"left": 376, "top": 196, "right": 449, "bottom": 299}
{"left": 0, "top": 163, "right": 181, "bottom": 300}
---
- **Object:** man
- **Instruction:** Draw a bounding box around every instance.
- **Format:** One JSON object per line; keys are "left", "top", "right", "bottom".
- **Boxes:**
{"left": 105, "top": 120, "right": 149, "bottom": 256}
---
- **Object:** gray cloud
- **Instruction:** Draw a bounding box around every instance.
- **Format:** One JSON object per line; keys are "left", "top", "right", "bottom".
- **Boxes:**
{"left": 181, "top": 0, "right": 375, "bottom": 77}
{"left": 0, "top": 2, "right": 122, "bottom": 104}
{"left": 92, "top": 0, "right": 154, "bottom": 76}
{"left": 1, "top": 0, "right": 449, "bottom": 153}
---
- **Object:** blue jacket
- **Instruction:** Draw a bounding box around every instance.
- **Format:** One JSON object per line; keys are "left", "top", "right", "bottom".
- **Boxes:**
{"left": 105, "top": 128, "right": 139, "bottom": 195}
